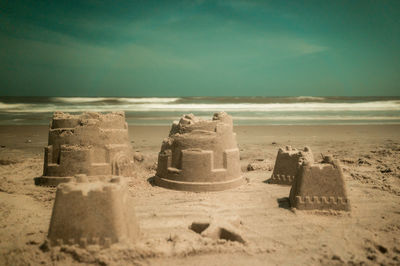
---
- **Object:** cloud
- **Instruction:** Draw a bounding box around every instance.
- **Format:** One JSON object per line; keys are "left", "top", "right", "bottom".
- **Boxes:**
{"left": 295, "top": 42, "right": 328, "bottom": 55}
{"left": 0, "top": 0, "right": 329, "bottom": 84}
{"left": 282, "top": 37, "right": 328, "bottom": 55}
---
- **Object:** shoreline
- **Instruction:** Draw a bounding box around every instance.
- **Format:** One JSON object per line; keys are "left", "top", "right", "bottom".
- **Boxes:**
{"left": 1, "top": 124, "right": 400, "bottom": 154}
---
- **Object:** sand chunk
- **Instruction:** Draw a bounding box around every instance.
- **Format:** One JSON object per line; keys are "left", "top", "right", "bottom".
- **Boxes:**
{"left": 189, "top": 216, "right": 246, "bottom": 244}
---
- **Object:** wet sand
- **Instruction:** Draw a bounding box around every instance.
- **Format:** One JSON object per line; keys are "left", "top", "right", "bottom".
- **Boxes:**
{"left": 0, "top": 125, "right": 399, "bottom": 265}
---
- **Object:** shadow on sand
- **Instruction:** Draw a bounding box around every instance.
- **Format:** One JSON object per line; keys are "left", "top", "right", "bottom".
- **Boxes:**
{"left": 147, "top": 176, "right": 156, "bottom": 186}
{"left": 277, "top": 197, "right": 291, "bottom": 210}
{"left": 262, "top": 178, "right": 274, "bottom": 184}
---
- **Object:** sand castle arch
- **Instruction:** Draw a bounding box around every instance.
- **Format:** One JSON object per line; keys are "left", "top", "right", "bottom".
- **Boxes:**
{"left": 112, "top": 151, "right": 132, "bottom": 176}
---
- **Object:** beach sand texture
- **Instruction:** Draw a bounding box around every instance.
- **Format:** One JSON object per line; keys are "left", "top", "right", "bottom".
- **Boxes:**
{"left": 0, "top": 124, "right": 400, "bottom": 265}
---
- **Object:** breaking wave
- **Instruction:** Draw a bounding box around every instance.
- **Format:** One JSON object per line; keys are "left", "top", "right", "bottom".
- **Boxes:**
{"left": 1, "top": 96, "right": 400, "bottom": 125}
{"left": 53, "top": 97, "right": 180, "bottom": 104}
{"left": 293, "top": 96, "right": 326, "bottom": 101}
{"left": 1, "top": 100, "right": 399, "bottom": 113}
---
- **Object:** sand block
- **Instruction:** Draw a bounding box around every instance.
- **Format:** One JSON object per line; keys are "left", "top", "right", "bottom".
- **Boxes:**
{"left": 189, "top": 216, "right": 246, "bottom": 243}
{"left": 269, "top": 146, "right": 314, "bottom": 185}
{"left": 289, "top": 156, "right": 350, "bottom": 211}
{"left": 155, "top": 112, "right": 243, "bottom": 192}
{"left": 47, "top": 175, "right": 139, "bottom": 248}
{"left": 35, "top": 111, "right": 134, "bottom": 186}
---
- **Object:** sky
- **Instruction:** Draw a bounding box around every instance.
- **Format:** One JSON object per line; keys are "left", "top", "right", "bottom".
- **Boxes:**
{"left": 0, "top": 0, "right": 399, "bottom": 97}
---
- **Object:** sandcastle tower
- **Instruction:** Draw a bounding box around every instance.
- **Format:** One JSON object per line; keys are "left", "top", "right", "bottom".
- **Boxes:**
{"left": 155, "top": 112, "right": 243, "bottom": 192}
{"left": 289, "top": 156, "right": 350, "bottom": 211}
{"left": 35, "top": 111, "right": 134, "bottom": 186}
{"left": 47, "top": 175, "right": 139, "bottom": 247}
{"left": 269, "top": 146, "right": 314, "bottom": 185}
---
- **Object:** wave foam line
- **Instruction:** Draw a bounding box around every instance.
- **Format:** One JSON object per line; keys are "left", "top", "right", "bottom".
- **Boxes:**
{"left": 52, "top": 97, "right": 180, "bottom": 103}
{"left": 122, "top": 97, "right": 180, "bottom": 103}
{"left": 52, "top": 97, "right": 110, "bottom": 103}
{"left": 1, "top": 101, "right": 400, "bottom": 113}
{"left": 292, "top": 96, "right": 326, "bottom": 101}
{"left": 121, "top": 101, "right": 400, "bottom": 112}
{"left": 128, "top": 115, "right": 400, "bottom": 121}
{"left": 232, "top": 115, "right": 400, "bottom": 121}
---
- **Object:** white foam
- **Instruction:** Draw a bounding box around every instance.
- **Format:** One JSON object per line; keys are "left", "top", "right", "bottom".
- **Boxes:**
{"left": 232, "top": 115, "right": 400, "bottom": 121}
{"left": 1, "top": 100, "right": 399, "bottom": 113}
{"left": 0, "top": 102, "right": 33, "bottom": 110}
{"left": 294, "top": 96, "right": 326, "bottom": 101}
{"left": 121, "top": 98, "right": 180, "bottom": 103}
{"left": 53, "top": 97, "right": 180, "bottom": 104}
{"left": 53, "top": 97, "right": 110, "bottom": 103}
{"left": 124, "top": 101, "right": 400, "bottom": 112}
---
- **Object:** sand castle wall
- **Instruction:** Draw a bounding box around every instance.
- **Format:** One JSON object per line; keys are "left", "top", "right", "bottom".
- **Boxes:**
{"left": 155, "top": 112, "right": 243, "bottom": 191}
{"left": 289, "top": 156, "right": 350, "bottom": 211}
{"left": 269, "top": 146, "right": 313, "bottom": 185}
{"left": 48, "top": 175, "right": 139, "bottom": 247}
{"left": 36, "top": 111, "right": 134, "bottom": 186}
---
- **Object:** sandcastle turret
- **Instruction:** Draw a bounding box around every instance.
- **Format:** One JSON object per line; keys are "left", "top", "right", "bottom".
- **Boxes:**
{"left": 47, "top": 175, "right": 140, "bottom": 247}
{"left": 35, "top": 111, "right": 134, "bottom": 186}
{"left": 269, "top": 146, "right": 314, "bottom": 185}
{"left": 289, "top": 156, "right": 350, "bottom": 211}
{"left": 155, "top": 112, "right": 243, "bottom": 192}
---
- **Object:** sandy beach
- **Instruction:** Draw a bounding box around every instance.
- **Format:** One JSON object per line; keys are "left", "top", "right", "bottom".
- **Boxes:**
{"left": 2, "top": 0, "right": 400, "bottom": 264}
{"left": 0, "top": 124, "right": 399, "bottom": 265}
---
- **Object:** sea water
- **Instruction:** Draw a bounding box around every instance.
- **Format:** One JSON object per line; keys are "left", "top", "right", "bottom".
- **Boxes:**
{"left": 0, "top": 96, "right": 399, "bottom": 125}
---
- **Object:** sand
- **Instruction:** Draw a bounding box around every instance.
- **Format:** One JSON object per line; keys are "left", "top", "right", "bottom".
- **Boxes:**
{"left": 0, "top": 124, "right": 400, "bottom": 265}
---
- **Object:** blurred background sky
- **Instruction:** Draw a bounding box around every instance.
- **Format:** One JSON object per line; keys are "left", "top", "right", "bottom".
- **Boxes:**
{"left": 0, "top": 0, "right": 399, "bottom": 96}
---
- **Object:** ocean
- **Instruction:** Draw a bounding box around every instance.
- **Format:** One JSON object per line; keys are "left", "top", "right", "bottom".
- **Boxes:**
{"left": 0, "top": 96, "right": 400, "bottom": 126}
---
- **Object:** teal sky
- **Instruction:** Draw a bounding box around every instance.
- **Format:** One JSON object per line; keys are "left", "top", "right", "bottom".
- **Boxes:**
{"left": 0, "top": 0, "right": 399, "bottom": 97}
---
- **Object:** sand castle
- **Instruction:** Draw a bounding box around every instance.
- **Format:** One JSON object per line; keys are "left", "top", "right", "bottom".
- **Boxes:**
{"left": 269, "top": 146, "right": 314, "bottom": 185}
{"left": 155, "top": 112, "right": 243, "bottom": 192}
{"left": 289, "top": 156, "right": 350, "bottom": 211}
{"left": 47, "top": 175, "right": 139, "bottom": 247}
{"left": 35, "top": 111, "right": 134, "bottom": 186}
